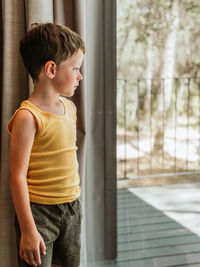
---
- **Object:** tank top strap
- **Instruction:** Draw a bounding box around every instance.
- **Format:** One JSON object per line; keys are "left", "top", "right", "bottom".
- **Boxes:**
{"left": 60, "top": 97, "right": 77, "bottom": 122}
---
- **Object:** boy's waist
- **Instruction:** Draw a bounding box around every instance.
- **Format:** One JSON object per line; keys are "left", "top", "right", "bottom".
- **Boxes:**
{"left": 28, "top": 184, "right": 81, "bottom": 205}
{"left": 27, "top": 171, "right": 81, "bottom": 205}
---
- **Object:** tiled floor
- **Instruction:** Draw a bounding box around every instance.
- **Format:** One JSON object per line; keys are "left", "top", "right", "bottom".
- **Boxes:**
{"left": 90, "top": 182, "right": 200, "bottom": 267}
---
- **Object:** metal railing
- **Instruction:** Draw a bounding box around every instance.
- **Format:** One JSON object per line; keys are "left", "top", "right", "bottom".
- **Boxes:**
{"left": 117, "top": 77, "right": 200, "bottom": 179}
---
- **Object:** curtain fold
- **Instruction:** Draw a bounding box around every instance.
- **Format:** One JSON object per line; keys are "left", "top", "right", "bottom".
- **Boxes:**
{"left": 25, "top": 0, "right": 54, "bottom": 29}
{"left": 53, "top": 0, "right": 75, "bottom": 28}
{"left": 0, "top": 0, "right": 28, "bottom": 266}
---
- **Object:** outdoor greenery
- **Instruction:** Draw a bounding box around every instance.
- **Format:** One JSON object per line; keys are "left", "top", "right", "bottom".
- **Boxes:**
{"left": 117, "top": 0, "right": 200, "bottom": 79}
{"left": 117, "top": 0, "right": 200, "bottom": 177}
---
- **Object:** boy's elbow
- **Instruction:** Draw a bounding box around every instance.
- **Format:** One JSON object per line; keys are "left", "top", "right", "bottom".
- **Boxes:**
{"left": 9, "top": 173, "right": 26, "bottom": 186}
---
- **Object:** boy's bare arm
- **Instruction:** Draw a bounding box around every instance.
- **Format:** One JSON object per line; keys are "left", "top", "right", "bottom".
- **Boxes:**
{"left": 9, "top": 109, "right": 46, "bottom": 266}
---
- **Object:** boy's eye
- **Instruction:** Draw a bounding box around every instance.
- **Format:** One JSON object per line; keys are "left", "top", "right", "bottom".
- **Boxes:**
{"left": 73, "top": 68, "right": 79, "bottom": 71}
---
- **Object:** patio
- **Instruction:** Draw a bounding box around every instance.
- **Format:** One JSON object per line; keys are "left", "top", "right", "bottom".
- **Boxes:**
{"left": 90, "top": 181, "right": 200, "bottom": 267}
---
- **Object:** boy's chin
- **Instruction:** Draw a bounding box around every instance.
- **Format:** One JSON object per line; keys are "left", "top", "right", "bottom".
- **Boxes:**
{"left": 61, "top": 91, "right": 75, "bottom": 97}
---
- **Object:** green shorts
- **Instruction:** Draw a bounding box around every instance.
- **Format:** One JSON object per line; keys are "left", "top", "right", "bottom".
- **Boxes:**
{"left": 15, "top": 199, "right": 83, "bottom": 267}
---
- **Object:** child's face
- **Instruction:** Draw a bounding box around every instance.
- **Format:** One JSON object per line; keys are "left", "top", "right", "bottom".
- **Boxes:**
{"left": 53, "top": 49, "right": 84, "bottom": 97}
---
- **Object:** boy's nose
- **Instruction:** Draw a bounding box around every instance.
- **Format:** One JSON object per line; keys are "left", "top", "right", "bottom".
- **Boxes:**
{"left": 78, "top": 73, "right": 83, "bottom": 81}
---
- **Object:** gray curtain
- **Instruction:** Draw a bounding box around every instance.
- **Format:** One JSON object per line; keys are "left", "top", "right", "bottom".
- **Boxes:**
{"left": 0, "top": 0, "right": 29, "bottom": 266}
{"left": 0, "top": 0, "right": 116, "bottom": 266}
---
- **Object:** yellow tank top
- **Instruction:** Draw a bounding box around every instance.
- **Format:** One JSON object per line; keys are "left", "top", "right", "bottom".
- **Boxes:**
{"left": 7, "top": 96, "right": 81, "bottom": 204}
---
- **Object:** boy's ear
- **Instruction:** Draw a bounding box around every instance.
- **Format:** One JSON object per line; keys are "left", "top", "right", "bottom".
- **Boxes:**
{"left": 44, "top": 61, "right": 56, "bottom": 79}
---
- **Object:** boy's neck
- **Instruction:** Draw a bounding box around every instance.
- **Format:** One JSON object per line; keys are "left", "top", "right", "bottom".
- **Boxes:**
{"left": 28, "top": 81, "right": 60, "bottom": 106}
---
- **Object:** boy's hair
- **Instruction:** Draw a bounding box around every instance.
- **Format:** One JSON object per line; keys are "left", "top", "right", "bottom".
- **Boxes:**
{"left": 19, "top": 23, "right": 85, "bottom": 81}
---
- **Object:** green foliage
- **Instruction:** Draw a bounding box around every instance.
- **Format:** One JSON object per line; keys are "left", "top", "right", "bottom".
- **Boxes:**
{"left": 117, "top": 0, "right": 200, "bottom": 78}
{"left": 117, "top": 0, "right": 200, "bottom": 131}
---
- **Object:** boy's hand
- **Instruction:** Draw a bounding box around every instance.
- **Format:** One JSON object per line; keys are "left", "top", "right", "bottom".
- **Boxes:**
{"left": 19, "top": 230, "right": 46, "bottom": 266}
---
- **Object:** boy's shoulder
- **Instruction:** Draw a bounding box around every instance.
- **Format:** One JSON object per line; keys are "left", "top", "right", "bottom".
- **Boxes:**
{"left": 8, "top": 106, "right": 37, "bottom": 135}
{"left": 8, "top": 98, "right": 43, "bottom": 135}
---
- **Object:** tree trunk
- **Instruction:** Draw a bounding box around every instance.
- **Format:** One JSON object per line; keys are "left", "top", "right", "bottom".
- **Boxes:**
{"left": 143, "top": 35, "right": 154, "bottom": 129}
{"left": 153, "top": 0, "right": 179, "bottom": 154}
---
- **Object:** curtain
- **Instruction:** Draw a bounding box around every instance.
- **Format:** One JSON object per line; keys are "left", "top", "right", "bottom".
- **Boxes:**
{"left": 0, "top": 1, "right": 28, "bottom": 266}
{"left": 0, "top": 0, "right": 116, "bottom": 266}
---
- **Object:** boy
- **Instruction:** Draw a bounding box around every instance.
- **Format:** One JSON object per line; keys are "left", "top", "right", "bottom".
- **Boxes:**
{"left": 7, "top": 23, "right": 85, "bottom": 267}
